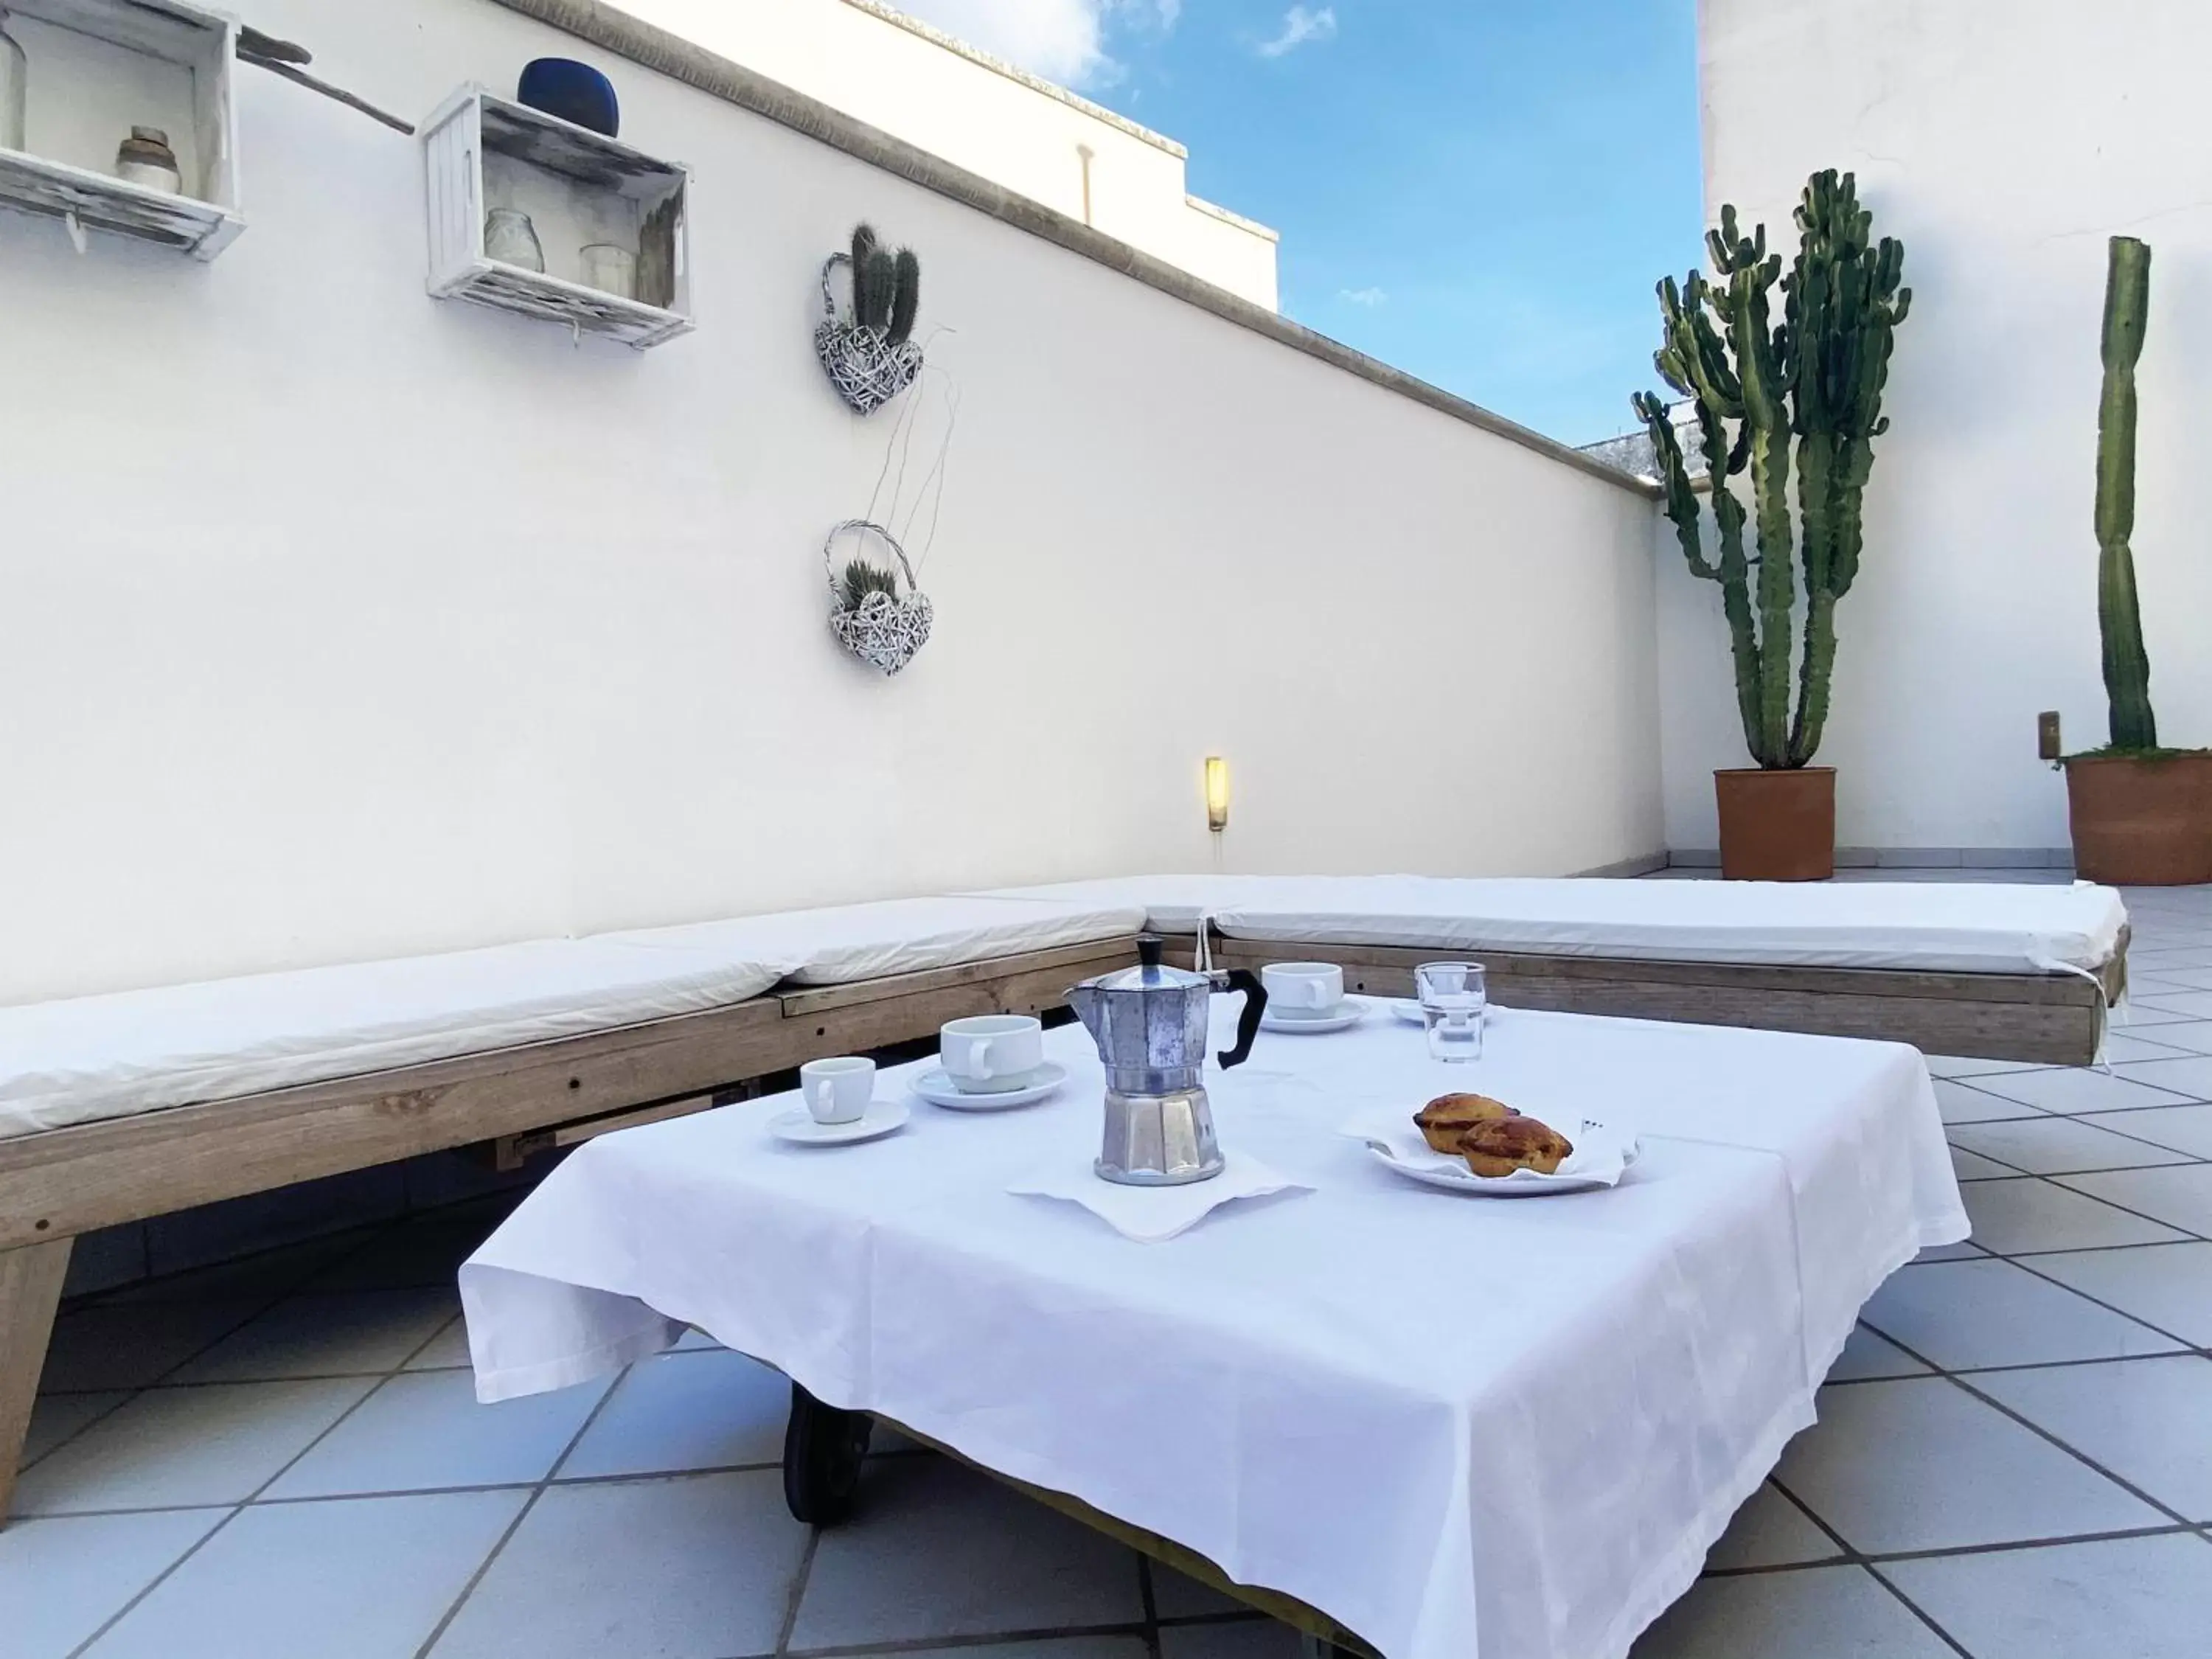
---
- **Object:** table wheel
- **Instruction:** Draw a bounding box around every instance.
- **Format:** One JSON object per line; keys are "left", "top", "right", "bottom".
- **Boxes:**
{"left": 782, "top": 1382, "right": 874, "bottom": 1525}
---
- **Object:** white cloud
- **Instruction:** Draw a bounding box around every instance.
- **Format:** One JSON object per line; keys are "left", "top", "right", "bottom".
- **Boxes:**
{"left": 897, "top": 0, "right": 1178, "bottom": 87}
{"left": 1340, "top": 286, "right": 1386, "bottom": 307}
{"left": 1258, "top": 4, "right": 1336, "bottom": 58}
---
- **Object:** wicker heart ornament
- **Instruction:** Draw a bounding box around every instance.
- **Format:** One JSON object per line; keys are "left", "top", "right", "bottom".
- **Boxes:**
{"left": 824, "top": 520, "right": 933, "bottom": 675}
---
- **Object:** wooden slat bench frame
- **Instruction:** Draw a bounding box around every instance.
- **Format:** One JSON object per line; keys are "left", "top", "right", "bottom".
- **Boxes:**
{"left": 0, "top": 934, "right": 1141, "bottom": 1523}
{"left": 1208, "top": 929, "right": 2126, "bottom": 1068}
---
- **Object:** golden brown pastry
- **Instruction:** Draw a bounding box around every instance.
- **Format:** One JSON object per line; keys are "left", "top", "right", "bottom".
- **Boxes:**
{"left": 1458, "top": 1115, "right": 1574, "bottom": 1178}
{"left": 1414, "top": 1092, "right": 1517, "bottom": 1154}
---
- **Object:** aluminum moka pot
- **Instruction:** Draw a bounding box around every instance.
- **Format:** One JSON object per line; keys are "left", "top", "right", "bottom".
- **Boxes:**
{"left": 1065, "top": 934, "right": 1267, "bottom": 1186}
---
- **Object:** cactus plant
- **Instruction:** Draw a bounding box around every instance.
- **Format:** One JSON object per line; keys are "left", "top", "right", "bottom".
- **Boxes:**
{"left": 838, "top": 557, "right": 902, "bottom": 615}
{"left": 2096, "top": 235, "right": 2156, "bottom": 751}
{"left": 1635, "top": 169, "right": 1910, "bottom": 768}
{"left": 888, "top": 247, "right": 920, "bottom": 346}
{"left": 845, "top": 223, "right": 921, "bottom": 344}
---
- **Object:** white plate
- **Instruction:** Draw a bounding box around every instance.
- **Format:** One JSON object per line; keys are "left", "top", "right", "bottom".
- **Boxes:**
{"left": 770, "top": 1100, "right": 911, "bottom": 1146}
{"left": 1345, "top": 1115, "right": 1638, "bottom": 1197}
{"left": 1260, "top": 1002, "right": 1367, "bottom": 1034}
{"left": 911, "top": 1061, "right": 1069, "bottom": 1111}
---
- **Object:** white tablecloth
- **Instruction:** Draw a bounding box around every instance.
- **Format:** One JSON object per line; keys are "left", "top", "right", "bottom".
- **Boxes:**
{"left": 462, "top": 1004, "right": 1966, "bottom": 1659}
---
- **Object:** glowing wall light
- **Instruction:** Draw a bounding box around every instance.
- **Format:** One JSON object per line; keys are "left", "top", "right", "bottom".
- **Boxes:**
{"left": 1204, "top": 756, "right": 1229, "bottom": 832}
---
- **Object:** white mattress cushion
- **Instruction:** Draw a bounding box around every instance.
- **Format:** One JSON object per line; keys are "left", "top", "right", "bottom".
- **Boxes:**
{"left": 0, "top": 897, "right": 1147, "bottom": 1142}
{"left": 979, "top": 875, "right": 2127, "bottom": 975}
{"left": 0, "top": 937, "right": 789, "bottom": 1141}
{"left": 599, "top": 894, "right": 1146, "bottom": 987}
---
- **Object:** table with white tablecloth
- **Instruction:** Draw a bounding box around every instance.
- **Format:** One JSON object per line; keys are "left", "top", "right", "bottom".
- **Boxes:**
{"left": 460, "top": 1001, "right": 1966, "bottom": 1659}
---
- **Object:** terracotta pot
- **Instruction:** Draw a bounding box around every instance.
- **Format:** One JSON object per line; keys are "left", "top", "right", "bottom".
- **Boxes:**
{"left": 1714, "top": 766, "right": 1836, "bottom": 881}
{"left": 2064, "top": 754, "right": 2212, "bottom": 885}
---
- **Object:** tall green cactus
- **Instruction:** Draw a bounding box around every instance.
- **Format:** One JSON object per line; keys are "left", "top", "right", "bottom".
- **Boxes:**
{"left": 2096, "top": 235, "right": 2155, "bottom": 750}
{"left": 1636, "top": 170, "right": 1910, "bottom": 768}
{"left": 846, "top": 223, "right": 922, "bottom": 345}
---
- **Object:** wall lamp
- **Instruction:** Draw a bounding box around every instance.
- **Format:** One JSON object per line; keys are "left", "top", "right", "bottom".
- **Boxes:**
{"left": 1204, "top": 756, "right": 1230, "bottom": 833}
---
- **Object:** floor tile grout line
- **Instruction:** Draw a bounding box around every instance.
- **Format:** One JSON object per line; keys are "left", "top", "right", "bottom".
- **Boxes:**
{"left": 1829, "top": 1346, "right": 2211, "bottom": 1384}
{"left": 410, "top": 1354, "right": 630, "bottom": 1659}
{"left": 1961, "top": 1108, "right": 2212, "bottom": 1167}
{"left": 1708, "top": 1517, "right": 2205, "bottom": 1576}
{"left": 1947, "top": 1147, "right": 2208, "bottom": 1181}
{"left": 1905, "top": 1228, "right": 2212, "bottom": 1358}
{"left": 55, "top": 1503, "right": 248, "bottom": 1659}
{"left": 1759, "top": 1478, "right": 1972, "bottom": 1656}
{"left": 1860, "top": 1568, "right": 1975, "bottom": 1658}
{"left": 1852, "top": 1335, "right": 2205, "bottom": 1533}
{"left": 15, "top": 1388, "right": 138, "bottom": 1476}
{"left": 1956, "top": 1168, "right": 2212, "bottom": 1251}
{"left": 773, "top": 1526, "right": 826, "bottom": 1658}
{"left": 1864, "top": 1521, "right": 2208, "bottom": 1563}
{"left": 19, "top": 1450, "right": 933, "bottom": 1522}
{"left": 1974, "top": 1245, "right": 2211, "bottom": 1354}
{"left": 55, "top": 1265, "right": 488, "bottom": 1655}
{"left": 2027, "top": 1169, "right": 2212, "bottom": 1247}
{"left": 34, "top": 1241, "right": 350, "bottom": 1478}
{"left": 1986, "top": 1234, "right": 2205, "bottom": 1258}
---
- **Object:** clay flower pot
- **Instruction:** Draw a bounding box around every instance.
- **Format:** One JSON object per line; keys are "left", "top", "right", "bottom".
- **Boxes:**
{"left": 2064, "top": 754, "right": 2212, "bottom": 885}
{"left": 1715, "top": 767, "right": 1836, "bottom": 881}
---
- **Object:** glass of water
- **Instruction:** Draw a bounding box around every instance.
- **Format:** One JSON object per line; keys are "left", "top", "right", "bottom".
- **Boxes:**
{"left": 1416, "top": 961, "right": 1486, "bottom": 1062}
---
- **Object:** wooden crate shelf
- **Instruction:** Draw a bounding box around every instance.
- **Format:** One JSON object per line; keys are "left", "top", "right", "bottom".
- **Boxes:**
{"left": 0, "top": 0, "right": 242, "bottom": 260}
{"left": 421, "top": 84, "right": 692, "bottom": 349}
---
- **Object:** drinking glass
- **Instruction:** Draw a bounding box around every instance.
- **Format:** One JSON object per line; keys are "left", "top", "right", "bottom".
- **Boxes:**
{"left": 1416, "top": 961, "right": 1486, "bottom": 1062}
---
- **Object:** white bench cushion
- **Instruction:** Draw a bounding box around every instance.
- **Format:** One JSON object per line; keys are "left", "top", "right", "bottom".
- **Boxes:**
{"left": 0, "top": 895, "right": 1146, "bottom": 1142}
{"left": 0, "top": 937, "right": 787, "bottom": 1141}
{"left": 978, "top": 875, "right": 2128, "bottom": 976}
{"left": 597, "top": 894, "right": 1144, "bottom": 987}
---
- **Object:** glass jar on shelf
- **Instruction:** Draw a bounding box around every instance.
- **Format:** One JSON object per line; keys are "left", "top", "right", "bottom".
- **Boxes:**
{"left": 483, "top": 207, "right": 544, "bottom": 272}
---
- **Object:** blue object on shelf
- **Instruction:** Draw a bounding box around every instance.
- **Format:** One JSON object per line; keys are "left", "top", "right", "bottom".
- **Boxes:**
{"left": 516, "top": 58, "right": 619, "bottom": 137}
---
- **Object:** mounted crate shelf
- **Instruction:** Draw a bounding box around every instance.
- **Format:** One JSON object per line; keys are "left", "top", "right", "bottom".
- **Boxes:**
{"left": 0, "top": 0, "right": 243, "bottom": 260}
{"left": 422, "top": 85, "right": 692, "bottom": 349}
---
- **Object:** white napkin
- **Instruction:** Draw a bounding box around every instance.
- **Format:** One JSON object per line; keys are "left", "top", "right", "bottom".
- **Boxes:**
{"left": 1341, "top": 1109, "right": 1640, "bottom": 1189}
{"left": 1008, "top": 1153, "right": 1312, "bottom": 1242}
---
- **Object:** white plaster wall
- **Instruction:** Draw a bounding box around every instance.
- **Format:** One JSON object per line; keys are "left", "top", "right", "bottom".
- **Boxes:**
{"left": 609, "top": 0, "right": 1279, "bottom": 308}
{"left": 0, "top": 0, "right": 1658, "bottom": 1004}
{"left": 1666, "top": 0, "right": 2212, "bottom": 854}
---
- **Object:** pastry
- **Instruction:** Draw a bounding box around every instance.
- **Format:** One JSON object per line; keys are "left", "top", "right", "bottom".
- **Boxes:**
{"left": 1414, "top": 1092, "right": 1516, "bottom": 1154}
{"left": 1458, "top": 1114, "right": 1574, "bottom": 1178}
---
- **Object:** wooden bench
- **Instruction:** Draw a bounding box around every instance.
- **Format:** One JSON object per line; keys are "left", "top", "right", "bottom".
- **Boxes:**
{"left": 0, "top": 934, "right": 1138, "bottom": 1524}
{"left": 1208, "top": 929, "right": 2127, "bottom": 1066}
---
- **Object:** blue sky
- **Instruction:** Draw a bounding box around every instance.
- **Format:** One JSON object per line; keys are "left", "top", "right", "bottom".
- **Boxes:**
{"left": 905, "top": 1, "right": 1703, "bottom": 447}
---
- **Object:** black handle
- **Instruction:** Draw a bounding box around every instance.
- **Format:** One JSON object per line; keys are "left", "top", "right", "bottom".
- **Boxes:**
{"left": 1216, "top": 968, "right": 1267, "bottom": 1070}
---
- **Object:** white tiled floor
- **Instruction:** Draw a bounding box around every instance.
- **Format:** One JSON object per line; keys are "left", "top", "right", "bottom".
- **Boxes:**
{"left": 12, "top": 877, "right": 2212, "bottom": 1659}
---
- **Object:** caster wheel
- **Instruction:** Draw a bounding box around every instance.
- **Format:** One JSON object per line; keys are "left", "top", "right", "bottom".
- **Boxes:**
{"left": 782, "top": 1382, "right": 873, "bottom": 1525}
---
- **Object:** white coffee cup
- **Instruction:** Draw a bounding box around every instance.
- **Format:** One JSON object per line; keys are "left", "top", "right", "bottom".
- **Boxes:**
{"left": 1262, "top": 961, "right": 1343, "bottom": 1015}
{"left": 800, "top": 1056, "right": 876, "bottom": 1124}
{"left": 939, "top": 1014, "right": 1045, "bottom": 1093}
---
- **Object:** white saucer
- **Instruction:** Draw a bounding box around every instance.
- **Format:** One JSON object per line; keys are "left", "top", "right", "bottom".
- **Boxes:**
{"left": 769, "top": 1100, "right": 911, "bottom": 1146}
{"left": 1260, "top": 1003, "right": 1366, "bottom": 1034}
{"left": 911, "top": 1062, "right": 1069, "bottom": 1111}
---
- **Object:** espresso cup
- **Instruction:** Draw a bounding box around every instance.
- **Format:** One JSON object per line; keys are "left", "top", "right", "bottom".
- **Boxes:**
{"left": 800, "top": 1056, "right": 875, "bottom": 1124}
{"left": 939, "top": 1013, "right": 1045, "bottom": 1093}
{"left": 1262, "top": 961, "right": 1343, "bottom": 1016}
